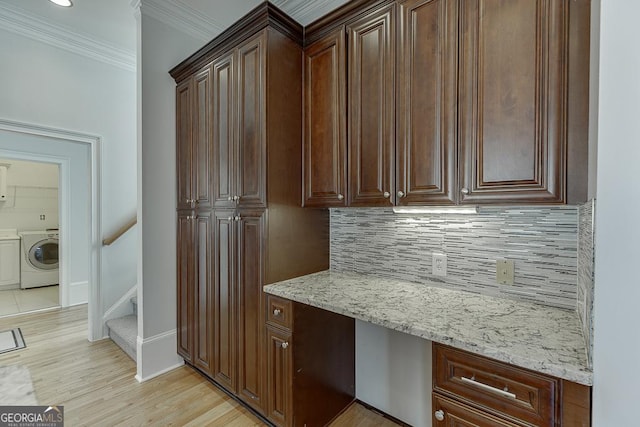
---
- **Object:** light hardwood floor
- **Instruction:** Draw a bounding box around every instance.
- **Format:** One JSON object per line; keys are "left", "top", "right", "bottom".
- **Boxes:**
{"left": 0, "top": 305, "right": 400, "bottom": 427}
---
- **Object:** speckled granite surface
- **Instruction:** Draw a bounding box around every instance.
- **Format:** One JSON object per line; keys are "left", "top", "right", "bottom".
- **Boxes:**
{"left": 264, "top": 270, "right": 592, "bottom": 385}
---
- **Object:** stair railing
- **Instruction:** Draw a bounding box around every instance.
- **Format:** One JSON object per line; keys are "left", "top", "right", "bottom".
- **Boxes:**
{"left": 102, "top": 216, "right": 137, "bottom": 246}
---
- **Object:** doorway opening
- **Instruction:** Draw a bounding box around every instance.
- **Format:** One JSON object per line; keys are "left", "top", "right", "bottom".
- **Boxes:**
{"left": 0, "top": 118, "right": 102, "bottom": 341}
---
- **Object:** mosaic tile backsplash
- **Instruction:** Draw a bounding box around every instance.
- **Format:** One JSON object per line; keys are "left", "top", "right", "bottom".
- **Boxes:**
{"left": 577, "top": 200, "right": 595, "bottom": 367}
{"left": 330, "top": 206, "right": 579, "bottom": 310}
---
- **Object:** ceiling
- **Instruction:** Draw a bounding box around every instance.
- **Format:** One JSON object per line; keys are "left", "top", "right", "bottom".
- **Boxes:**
{"left": 0, "top": 0, "right": 349, "bottom": 70}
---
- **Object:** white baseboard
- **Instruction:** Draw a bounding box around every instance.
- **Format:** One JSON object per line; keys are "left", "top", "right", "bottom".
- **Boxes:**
{"left": 135, "top": 329, "right": 184, "bottom": 383}
{"left": 68, "top": 281, "right": 88, "bottom": 306}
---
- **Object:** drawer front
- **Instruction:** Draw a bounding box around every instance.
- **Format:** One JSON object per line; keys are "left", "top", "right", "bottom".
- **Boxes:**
{"left": 434, "top": 344, "right": 557, "bottom": 426}
{"left": 267, "top": 295, "right": 292, "bottom": 329}
{"left": 433, "top": 394, "right": 522, "bottom": 427}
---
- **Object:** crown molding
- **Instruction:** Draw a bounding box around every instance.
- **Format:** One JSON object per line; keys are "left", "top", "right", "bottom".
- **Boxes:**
{"left": 278, "top": 0, "right": 348, "bottom": 25}
{"left": 139, "top": 0, "right": 225, "bottom": 42}
{"left": 0, "top": 2, "right": 136, "bottom": 72}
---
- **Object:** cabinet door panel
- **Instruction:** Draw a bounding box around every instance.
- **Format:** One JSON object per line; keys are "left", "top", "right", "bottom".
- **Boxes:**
{"left": 194, "top": 211, "right": 213, "bottom": 374}
{"left": 459, "top": 0, "right": 567, "bottom": 204}
{"left": 303, "top": 29, "right": 347, "bottom": 207}
{"left": 176, "top": 212, "right": 194, "bottom": 362}
{"left": 176, "top": 80, "right": 193, "bottom": 209}
{"left": 237, "top": 33, "right": 267, "bottom": 208}
{"left": 348, "top": 5, "right": 395, "bottom": 207}
{"left": 213, "top": 52, "right": 236, "bottom": 208}
{"left": 397, "top": 0, "right": 458, "bottom": 205}
{"left": 266, "top": 325, "right": 292, "bottom": 427}
{"left": 237, "top": 210, "right": 266, "bottom": 411}
{"left": 194, "top": 66, "right": 213, "bottom": 208}
{"left": 213, "top": 210, "right": 237, "bottom": 391}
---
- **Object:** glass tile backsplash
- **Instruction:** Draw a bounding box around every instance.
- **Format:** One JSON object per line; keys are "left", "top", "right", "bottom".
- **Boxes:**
{"left": 330, "top": 206, "right": 580, "bottom": 310}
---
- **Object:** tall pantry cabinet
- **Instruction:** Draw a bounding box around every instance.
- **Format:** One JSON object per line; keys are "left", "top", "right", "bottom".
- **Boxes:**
{"left": 170, "top": 3, "right": 329, "bottom": 417}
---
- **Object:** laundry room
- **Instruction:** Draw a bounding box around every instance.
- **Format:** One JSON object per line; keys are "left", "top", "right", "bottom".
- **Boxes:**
{"left": 0, "top": 158, "right": 60, "bottom": 316}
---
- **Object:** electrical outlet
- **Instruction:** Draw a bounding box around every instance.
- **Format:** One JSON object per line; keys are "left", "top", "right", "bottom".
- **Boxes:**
{"left": 40, "top": 214, "right": 46, "bottom": 221}
{"left": 496, "top": 259, "right": 515, "bottom": 285}
{"left": 432, "top": 253, "right": 447, "bottom": 277}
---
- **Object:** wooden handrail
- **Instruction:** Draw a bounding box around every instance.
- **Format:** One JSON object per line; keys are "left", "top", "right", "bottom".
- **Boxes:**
{"left": 102, "top": 217, "right": 137, "bottom": 246}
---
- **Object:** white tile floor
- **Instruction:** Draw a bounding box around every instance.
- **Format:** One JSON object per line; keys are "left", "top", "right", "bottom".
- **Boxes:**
{"left": 0, "top": 286, "right": 59, "bottom": 317}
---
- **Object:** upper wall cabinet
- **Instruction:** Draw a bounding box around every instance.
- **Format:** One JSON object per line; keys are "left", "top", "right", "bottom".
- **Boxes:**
{"left": 458, "top": 0, "right": 570, "bottom": 204}
{"left": 396, "top": 0, "right": 458, "bottom": 206}
{"left": 303, "top": 29, "right": 347, "bottom": 207}
{"left": 302, "top": 0, "right": 589, "bottom": 207}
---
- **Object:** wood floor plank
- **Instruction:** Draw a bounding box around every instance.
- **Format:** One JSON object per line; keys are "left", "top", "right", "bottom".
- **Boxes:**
{"left": 0, "top": 305, "right": 400, "bottom": 426}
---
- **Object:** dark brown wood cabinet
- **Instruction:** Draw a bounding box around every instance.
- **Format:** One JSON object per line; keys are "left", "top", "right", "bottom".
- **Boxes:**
{"left": 303, "top": 0, "right": 589, "bottom": 207}
{"left": 433, "top": 343, "right": 591, "bottom": 426}
{"left": 302, "top": 28, "right": 347, "bottom": 207}
{"left": 347, "top": 4, "right": 396, "bottom": 207}
{"left": 458, "top": 0, "right": 569, "bottom": 204}
{"left": 265, "top": 296, "right": 355, "bottom": 427}
{"left": 396, "top": 0, "right": 458, "bottom": 206}
{"left": 172, "top": 3, "right": 331, "bottom": 422}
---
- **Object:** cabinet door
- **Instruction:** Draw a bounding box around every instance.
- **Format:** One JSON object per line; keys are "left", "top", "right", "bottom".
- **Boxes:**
{"left": 459, "top": 0, "right": 567, "bottom": 204}
{"left": 193, "top": 210, "right": 213, "bottom": 375}
{"left": 433, "top": 395, "right": 521, "bottom": 427}
{"left": 193, "top": 66, "right": 213, "bottom": 209}
{"left": 213, "top": 51, "right": 237, "bottom": 208}
{"left": 397, "top": 0, "right": 458, "bottom": 206}
{"left": 266, "top": 325, "right": 292, "bottom": 427}
{"left": 237, "top": 210, "right": 266, "bottom": 411}
{"left": 303, "top": 28, "right": 347, "bottom": 207}
{"left": 176, "top": 80, "right": 194, "bottom": 210}
{"left": 213, "top": 210, "right": 237, "bottom": 391}
{"left": 176, "top": 211, "right": 195, "bottom": 362}
{"left": 0, "top": 240, "right": 20, "bottom": 286}
{"left": 236, "top": 33, "right": 267, "bottom": 208}
{"left": 347, "top": 5, "right": 395, "bottom": 207}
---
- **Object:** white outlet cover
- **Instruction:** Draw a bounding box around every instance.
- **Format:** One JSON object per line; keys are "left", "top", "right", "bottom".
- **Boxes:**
{"left": 432, "top": 253, "right": 447, "bottom": 277}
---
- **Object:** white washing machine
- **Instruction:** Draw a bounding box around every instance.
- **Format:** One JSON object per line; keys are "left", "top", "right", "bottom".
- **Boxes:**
{"left": 18, "top": 230, "right": 59, "bottom": 289}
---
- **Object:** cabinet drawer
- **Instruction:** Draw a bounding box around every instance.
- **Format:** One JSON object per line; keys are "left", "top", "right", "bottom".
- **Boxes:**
{"left": 434, "top": 344, "right": 557, "bottom": 426}
{"left": 433, "top": 394, "right": 522, "bottom": 427}
{"left": 267, "top": 295, "right": 292, "bottom": 329}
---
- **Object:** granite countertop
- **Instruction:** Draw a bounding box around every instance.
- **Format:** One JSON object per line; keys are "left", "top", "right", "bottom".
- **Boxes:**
{"left": 264, "top": 270, "right": 592, "bottom": 386}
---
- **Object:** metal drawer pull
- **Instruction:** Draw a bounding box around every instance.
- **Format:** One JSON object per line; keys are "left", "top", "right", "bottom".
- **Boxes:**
{"left": 460, "top": 376, "right": 516, "bottom": 400}
{"left": 281, "top": 342, "right": 289, "bottom": 349}
{"left": 273, "top": 309, "right": 282, "bottom": 316}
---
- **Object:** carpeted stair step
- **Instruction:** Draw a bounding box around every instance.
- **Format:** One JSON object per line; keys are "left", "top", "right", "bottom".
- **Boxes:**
{"left": 106, "top": 315, "right": 137, "bottom": 361}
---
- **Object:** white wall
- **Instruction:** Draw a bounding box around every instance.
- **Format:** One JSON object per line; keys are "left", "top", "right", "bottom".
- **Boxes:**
{"left": 136, "top": 10, "right": 204, "bottom": 379}
{"left": 592, "top": 1, "right": 640, "bottom": 425}
{"left": 0, "top": 28, "right": 137, "bottom": 317}
{"left": 0, "top": 159, "right": 59, "bottom": 231}
{"left": 356, "top": 321, "right": 432, "bottom": 426}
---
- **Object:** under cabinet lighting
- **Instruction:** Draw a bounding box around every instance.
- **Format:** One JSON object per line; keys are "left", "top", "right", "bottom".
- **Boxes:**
{"left": 392, "top": 206, "right": 479, "bottom": 214}
{"left": 49, "top": 0, "right": 73, "bottom": 7}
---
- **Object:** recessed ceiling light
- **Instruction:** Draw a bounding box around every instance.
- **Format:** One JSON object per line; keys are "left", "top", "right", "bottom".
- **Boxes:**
{"left": 49, "top": 0, "right": 73, "bottom": 7}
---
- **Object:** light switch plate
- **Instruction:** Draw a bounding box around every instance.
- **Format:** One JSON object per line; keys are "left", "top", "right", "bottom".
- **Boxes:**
{"left": 496, "top": 259, "right": 515, "bottom": 285}
{"left": 432, "top": 253, "right": 447, "bottom": 277}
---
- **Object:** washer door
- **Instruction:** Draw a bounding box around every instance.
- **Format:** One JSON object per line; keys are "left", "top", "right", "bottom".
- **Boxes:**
{"left": 28, "top": 238, "right": 59, "bottom": 270}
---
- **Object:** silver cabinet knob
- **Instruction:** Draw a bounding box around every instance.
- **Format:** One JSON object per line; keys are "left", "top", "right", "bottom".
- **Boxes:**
{"left": 273, "top": 309, "right": 282, "bottom": 316}
{"left": 461, "top": 188, "right": 470, "bottom": 194}
{"left": 227, "top": 217, "right": 233, "bottom": 222}
{"left": 233, "top": 195, "right": 240, "bottom": 202}
{"left": 434, "top": 410, "right": 445, "bottom": 421}
{"left": 337, "top": 194, "right": 344, "bottom": 200}
{"left": 383, "top": 191, "right": 390, "bottom": 198}
{"left": 234, "top": 215, "right": 240, "bottom": 222}
{"left": 281, "top": 342, "right": 289, "bottom": 349}
{"left": 227, "top": 196, "right": 232, "bottom": 201}
{"left": 397, "top": 191, "right": 405, "bottom": 198}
